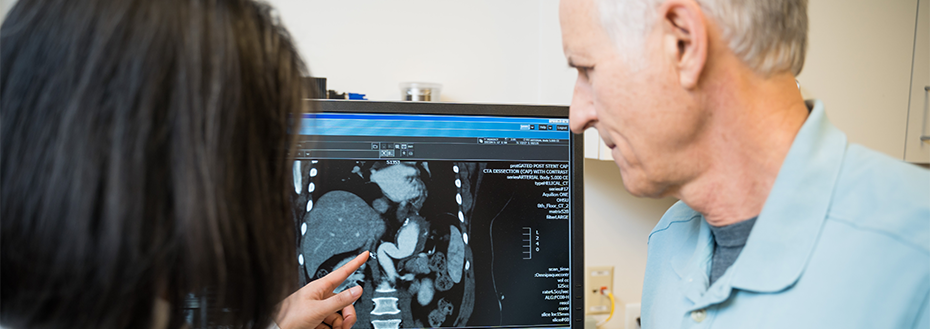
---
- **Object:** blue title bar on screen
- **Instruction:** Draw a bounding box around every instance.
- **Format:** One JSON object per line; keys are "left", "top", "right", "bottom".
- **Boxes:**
{"left": 299, "top": 113, "right": 571, "bottom": 139}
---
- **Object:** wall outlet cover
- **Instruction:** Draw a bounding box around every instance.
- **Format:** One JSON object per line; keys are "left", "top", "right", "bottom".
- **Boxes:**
{"left": 584, "top": 266, "right": 614, "bottom": 315}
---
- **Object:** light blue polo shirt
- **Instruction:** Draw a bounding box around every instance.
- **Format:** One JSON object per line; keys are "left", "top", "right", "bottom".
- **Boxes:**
{"left": 641, "top": 100, "right": 930, "bottom": 328}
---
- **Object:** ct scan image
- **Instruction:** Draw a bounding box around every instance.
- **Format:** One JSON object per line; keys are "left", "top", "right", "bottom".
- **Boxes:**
{"left": 291, "top": 159, "right": 569, "bottom": 329}
{"left": 292, "top": 160, "right": 478, "bottom": 329}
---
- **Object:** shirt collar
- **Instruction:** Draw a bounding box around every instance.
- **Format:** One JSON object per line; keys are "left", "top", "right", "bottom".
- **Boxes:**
{"left": 728, "top": 99, "right": 848, "bottom": 292}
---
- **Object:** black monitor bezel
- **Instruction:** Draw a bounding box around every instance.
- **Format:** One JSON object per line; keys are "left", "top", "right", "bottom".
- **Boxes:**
{"left": 305, "top": 99, "right": 585, "bottom": 329}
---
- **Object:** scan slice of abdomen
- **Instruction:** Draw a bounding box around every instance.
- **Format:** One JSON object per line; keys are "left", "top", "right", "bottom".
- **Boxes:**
{"left": 297, "top": 161, "right": 479, "bottom": 329}
{"left": 301, "top": 190, "right": 385, "bottom": 281}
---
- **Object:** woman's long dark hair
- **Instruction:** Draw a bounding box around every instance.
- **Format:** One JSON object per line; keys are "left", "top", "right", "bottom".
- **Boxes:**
{"left": 1, "top": 0, "right": 308, "bottom": 327}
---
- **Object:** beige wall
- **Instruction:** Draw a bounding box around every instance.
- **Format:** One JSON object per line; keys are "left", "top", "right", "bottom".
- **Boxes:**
{"left": 582, "top": 160, "right": 678, "bottom": 327}
{"left": 269, "top": 0, "right": 576, "bottom": 105}
{"left": 798, "top": 0, "right": 921, "bottom": 160}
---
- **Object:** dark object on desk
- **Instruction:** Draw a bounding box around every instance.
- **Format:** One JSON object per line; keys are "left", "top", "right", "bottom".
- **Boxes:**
{"left": 304, "top": 77, "right": 327, "bottom": 99}
{"left": 327, "top": 90, "right": 367, "bottom": 100}
{"left": 328, "top": 90, "right": 345, "bottom": 99}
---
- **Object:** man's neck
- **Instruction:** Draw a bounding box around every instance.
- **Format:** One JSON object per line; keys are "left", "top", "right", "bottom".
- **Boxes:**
{"left": 676, "top": 70, "right": 810, "bottom": 227}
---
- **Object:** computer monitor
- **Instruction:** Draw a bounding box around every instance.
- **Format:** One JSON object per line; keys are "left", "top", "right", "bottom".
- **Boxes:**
{"left": 292, "top": 100, "right": 584, "bottom": 329}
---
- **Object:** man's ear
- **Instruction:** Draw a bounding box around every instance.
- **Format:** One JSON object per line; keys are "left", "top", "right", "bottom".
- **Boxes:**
{"left": 659, "top": 0, "right": 707, "bottom": 89}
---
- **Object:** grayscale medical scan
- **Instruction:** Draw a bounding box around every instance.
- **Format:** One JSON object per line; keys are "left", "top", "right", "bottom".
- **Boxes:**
{"left": 291, "top": 160, "right": 571, "bottom": 329}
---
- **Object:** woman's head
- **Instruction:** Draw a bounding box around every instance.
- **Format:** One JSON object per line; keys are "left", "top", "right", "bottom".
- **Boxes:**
{"left": 1, "top": 0, "right": 308, "bottom": 327}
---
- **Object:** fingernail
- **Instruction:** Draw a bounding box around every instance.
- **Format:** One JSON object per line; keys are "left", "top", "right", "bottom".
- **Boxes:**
{"left": 349, "top": 285, "right": 362, "bottom": 298}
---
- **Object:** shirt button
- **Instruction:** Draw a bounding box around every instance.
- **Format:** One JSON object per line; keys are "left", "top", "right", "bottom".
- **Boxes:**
{"left": 691, "top": 309, "right": 707, "bottom": 323}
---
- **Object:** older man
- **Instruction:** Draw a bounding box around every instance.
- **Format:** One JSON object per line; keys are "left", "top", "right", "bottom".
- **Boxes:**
{"left": 560, "top": 0, "right": 929, "bottom": 327}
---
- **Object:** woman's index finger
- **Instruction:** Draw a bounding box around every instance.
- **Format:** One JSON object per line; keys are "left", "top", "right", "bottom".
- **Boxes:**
{"left": 318, "top": 251, "right": 370, "bottom": 291}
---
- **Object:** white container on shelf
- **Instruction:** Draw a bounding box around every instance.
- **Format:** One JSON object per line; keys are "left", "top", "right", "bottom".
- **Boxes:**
{"left": 400, "top": 82, "right": 442, "bottom": 102}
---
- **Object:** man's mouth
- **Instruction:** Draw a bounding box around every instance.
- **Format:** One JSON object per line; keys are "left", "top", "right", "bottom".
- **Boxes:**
{"left": 594, "top": 127, "right": 616, "bottom": 149}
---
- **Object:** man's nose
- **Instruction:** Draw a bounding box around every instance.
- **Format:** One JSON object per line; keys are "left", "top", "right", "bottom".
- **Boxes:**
{"left": 569, "top": 77, "right": 597, "bottom": 134}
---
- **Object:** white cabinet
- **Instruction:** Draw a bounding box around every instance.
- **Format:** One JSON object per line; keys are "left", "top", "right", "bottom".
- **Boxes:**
{"left": 799, "top": 0, "right": 924, "bottom": 162}
{"left": 904, "top": 0, "right": 930, "bottom": 162}
{"left": 584, "top": 129, "right": 600, "bottom": 159}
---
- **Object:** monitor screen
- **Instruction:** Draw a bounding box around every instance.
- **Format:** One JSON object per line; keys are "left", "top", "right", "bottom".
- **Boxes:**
{"left": 291, "top": 100, "right": 584, "bottom": 329}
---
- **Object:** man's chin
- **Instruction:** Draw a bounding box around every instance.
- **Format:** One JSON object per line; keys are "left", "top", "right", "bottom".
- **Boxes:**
{"left": 622, "top": 182, "right": 656, "bottom": 198}
{"left": 616, "top": 167, "right": 664, "bottom": 198}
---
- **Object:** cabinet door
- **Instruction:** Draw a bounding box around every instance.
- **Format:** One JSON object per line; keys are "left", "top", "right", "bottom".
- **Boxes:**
{"left": 904, "top": 0, "right": 930, "bottom": 163}
{"left": 798, "top": 0, "right": 918, "bottom": 159}
{"left": 584, "top": 129, "right": 600, "bottom": 159}
{"left": 598, "top": 136, "right": 614, "bottom": 161}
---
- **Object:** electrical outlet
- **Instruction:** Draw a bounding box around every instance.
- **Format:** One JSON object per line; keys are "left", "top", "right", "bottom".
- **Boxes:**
{"left": 584, "top": 266, "right": 614, "bottom": 315}
{"left": 624, "top": 303, "right": 641, "bottom": 329}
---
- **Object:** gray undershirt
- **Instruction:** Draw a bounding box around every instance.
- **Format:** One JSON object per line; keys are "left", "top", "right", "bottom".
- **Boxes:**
{"left": 708, "top": 217, "right": 758, "bottom": 286}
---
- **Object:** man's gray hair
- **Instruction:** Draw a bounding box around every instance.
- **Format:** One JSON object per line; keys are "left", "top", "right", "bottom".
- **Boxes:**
{"left": 598, "top": 0, "right": 808, "bottom": 76}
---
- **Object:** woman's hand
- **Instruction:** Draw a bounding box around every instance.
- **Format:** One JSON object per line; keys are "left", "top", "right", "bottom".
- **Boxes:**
{"left": 275, "top": 251, "right": 370, "bottom": 329}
